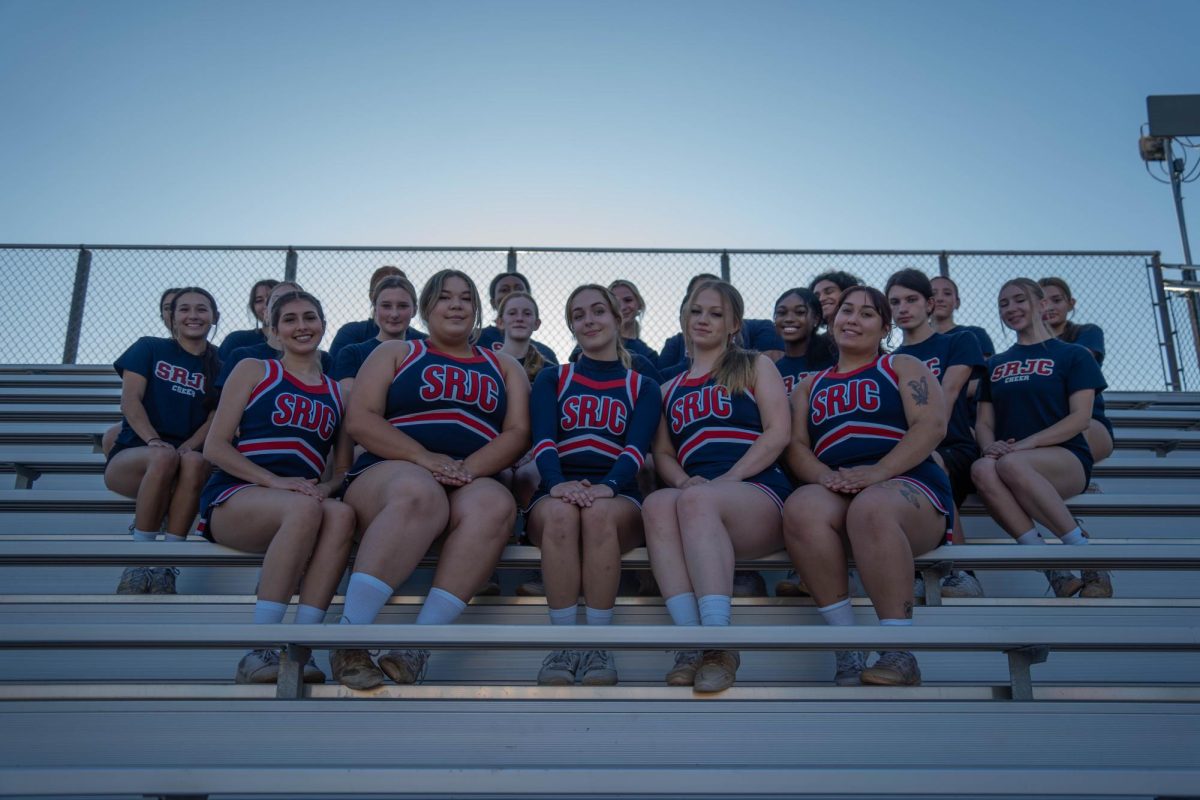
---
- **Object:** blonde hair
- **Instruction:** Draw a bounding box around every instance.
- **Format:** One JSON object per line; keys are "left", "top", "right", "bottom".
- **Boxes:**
{"left": 419, "top": 270, "right": 483, "bottom": 344}
{"left": 498, "top": 291, "right": 546, "bottom": 381}
{"left": 684, "top": 279, "right": 756, "bottom": 395}
{"left": 608, "top": 278, "right": 645, "bottom": 339}
{"left": 371, "top": 275, "right": 418, "bottom": 307}
{"left": 566, "top": 284, "right": 632, "bottom": 369}
{"left": 999, "top": 277, "right": 1052, "bottom": 338}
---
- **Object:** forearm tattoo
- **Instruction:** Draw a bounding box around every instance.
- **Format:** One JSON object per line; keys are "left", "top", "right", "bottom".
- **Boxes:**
{"left": 907, "top": 376, "right": 930, "bottom": 406}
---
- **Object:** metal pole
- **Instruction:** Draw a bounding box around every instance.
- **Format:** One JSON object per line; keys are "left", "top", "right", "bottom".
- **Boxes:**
{"left": 507, "top": 249, "right": 517, "bottom": 273}
{"left": 62, "top": 247, "right": 92, "bottom": 364}
{"left": 1150, "top": 254, "right": 1183, "bottom": 391}
{"left": 1166, "top": 140, "right": 1200, "bottom": 372}
{"left": 938, "top": 252, "right": 950, "bottom": 279}
{"left": 720, "top": 251, "right": 730, "bottom": 283}
{"left": 284, "top": 248, "right": 298, "bottom": 283}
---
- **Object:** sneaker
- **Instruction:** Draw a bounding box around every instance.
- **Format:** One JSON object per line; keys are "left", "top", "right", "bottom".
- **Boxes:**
{"left": 1079, "top": 570, "right": 1113, "bottom": 598}
{"left": 665, "top": 650, "right": 702, "bottom": 686}
{"left": 774, "top": 569, "right": 810, "bottom": 597}
{"left": 515, "top": 569, "right": 545, "bottom": 597}
{"left": 1045, "top": 569, "right": 1084, "bottom": 598}
{"left": 476, "top": 571, "right": 501, "bottom": 597}
{"left": 913, "top": 574, "right": 926, "bottom": 600}
{"left": 732, "top": 571, "right": 767, "bottom": 598}
{"left": 537, "top": 649, "right": 581, "bottom": 686}
{"left": 116, "top": 566, "right": 152, "bottom": 594}
{"left": 941, "top": 571, "right": 984, "bottom": 598}
{"left": 235, "top": 648, "right": 281, "bottom": 684}
{"left": 693, "top": 649, "right": 740, "bottom": 693}
{"left": 579, "top": 649, "right": 618, "bottom": 686}
{"left": 301, "top": 654, "right": 327, "bottom": 684}
{"left": 147, "top": 567, "right": 180, "bottom": 594}
{"left": 378, "top": 648, "right": 431, "bottom": 684}
{"left": 861, "top": 650, "right": 921, "bottom": 686}
{"left": 834, "top": 650, "right": 866, "bottom": 686}
{"left": 329, "top": 648, "right": 385, "bottom": 690}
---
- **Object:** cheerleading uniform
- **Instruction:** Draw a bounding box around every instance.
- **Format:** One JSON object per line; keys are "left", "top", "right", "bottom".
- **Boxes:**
{"left": 346, "top": 341, "right": 510, "bottom": 480}
{"left": 663, "top": 370, "right": 793, "bottom": 510}
{"left": 806, "top": 355, "right": 954, "bottom": 533}
{"left": 527, "top": 356, "right": 661, "bottom": 510}
{"left": 198, "top": 359, "right": 344, "bottom": 540}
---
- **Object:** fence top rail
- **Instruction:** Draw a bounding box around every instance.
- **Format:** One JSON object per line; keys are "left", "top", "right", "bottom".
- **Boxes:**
{"left": 0, "top": 243, "right": 1164, "bottom": 257}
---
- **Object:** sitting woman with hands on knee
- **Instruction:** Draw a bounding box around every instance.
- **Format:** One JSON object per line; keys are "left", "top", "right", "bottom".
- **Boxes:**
{"left": 783, "top": 285, "right": 951, "bottom": 687}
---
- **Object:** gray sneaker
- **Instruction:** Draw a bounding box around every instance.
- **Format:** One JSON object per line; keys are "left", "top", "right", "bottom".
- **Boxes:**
{"left": 1045, "top": 569, "right": 1084, "bottom": 598}
{"left": 1079, "top": 570, "right": 1113, "bottom": 598}
{"left": 378, "top": 648, "right": 431, "bottom": 684}
{"left": 329, "top": 648, "right": 385, "bottom": 690}
{"left": 834, "top": 650, "right": 866, "bottom": 686}
{"left": 861, "top": 651, "right": 921, "bottom": 686}
{"left": 148, "top": 567, "right": 180, "bottom": 594}
{"left": 941, "top": 571, "right": 984, "bottom": 598}
{"left": 235, "top": 648, "right": 281, "bottom": 684}
{"left": 913, "top": 575, "right": 926, "bottom": 600}
{"left": 537, "top": 649, "right": 581, "bottom": 686}
{"left": 665, "top": 650, "right": 702, "bottom": 686}
{"left": 693, "top": 649, "right": 740, "bottom": 693}
{"left": 579, "top": 649, "right": 618, "bottom": 686}
{"left": 116, "top": 566, "right": 152, "bottom": 594}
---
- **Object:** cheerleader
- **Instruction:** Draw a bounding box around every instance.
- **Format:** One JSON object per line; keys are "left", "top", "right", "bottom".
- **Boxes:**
{"left": 784, "top": 286, "right": 951, "bottom": 687}
{"left": 1039, "top": 277, "right": 1113, "bottom": 463}
{"left": 331, "top": 274, "right": 420, "bottom": 394}
{"left": 643, "top": 279, "right": 792, "bottom": 693}
{"left": 527, "top": 285, "right": 661, "bottom": 686}
{"left": 331, "top": 270, "right": 530, "bottom": 689}
{"left": 217, "top": 279, "right": 279, "bottom": 361}
{"left": 971, "top": 278, "right": 1111, "bottom": 598}
{"left": 200, "top": 291, "right": 356, "bottom": 684}
{"left": 104, "top": 287, "right": 221, "bottom": 594}
{"left": 772, "top": 287, "right": 837, "bottom": 397}
{"left": 476, "top": 271, "right": 558, "bottom": 363}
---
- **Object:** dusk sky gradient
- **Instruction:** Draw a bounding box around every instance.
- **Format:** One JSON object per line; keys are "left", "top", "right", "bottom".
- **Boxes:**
{"left": 2, "top": 0, "right": 1198, "bottom": 257}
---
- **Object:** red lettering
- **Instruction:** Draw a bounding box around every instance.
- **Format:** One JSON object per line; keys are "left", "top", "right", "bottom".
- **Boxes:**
{"left": 810, "top": 379, "right": 881, "bottom": 425}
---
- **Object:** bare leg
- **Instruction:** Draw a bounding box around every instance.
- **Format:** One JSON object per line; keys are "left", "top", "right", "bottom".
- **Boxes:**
{"left": 210, "top": 487, "right": 324, "bottom": 603}
{"left": 434, "top": 477, "right": 516, "bottom": 601}
{"left": 674, "top": 483, "right": 784, "bottom": 597}
{"left": 297, "top": 500, "right": 357, "bottom": 609}
{"left": 580, "top": 498, "right": 644, "bottom": 611}
{"left": 782, "top": 485, "right": 851, "bottom": 606}
{"left": 104, "top": 446, "right": 179, "bottom": 532}
{"left": 527, "top": 498, "right": 582, "bottom": 610}
{"left": 642, "top": 489, "right": 692, "bottom": 598}
{"left": 994, "top": 449, "right": 1086, "bottom": 536}
{"left": 165, "top": 451, "right": 210, "bottom": 536}
{"left": 1085, "top": 420, "right": 1113, "bottom": 464}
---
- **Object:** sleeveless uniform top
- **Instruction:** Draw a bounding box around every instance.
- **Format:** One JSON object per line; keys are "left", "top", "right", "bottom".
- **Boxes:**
{"left": 348, "top": 340, "right": 509, "bottom": 478}
{"left": 112, "top": 336, "right": 215, "bottom": 457}
{"left": 807, "top": 355, "right": 953, "bottom": 527}
{"left": 663, "top": 370, "right": 792, "bottom": 509}
{"left": 529, "top": 356, "right": 661, "bottom": 506}
{"left": 198, "top": 359, "right": 344, "bottom": 539}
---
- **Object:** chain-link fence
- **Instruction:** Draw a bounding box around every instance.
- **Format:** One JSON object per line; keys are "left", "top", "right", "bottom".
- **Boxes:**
{"left": 0, "top": 244, "right": 1185, "bottom": 391}
{"left": 1156, "top": 262, "right": 1200, "bottom": 392}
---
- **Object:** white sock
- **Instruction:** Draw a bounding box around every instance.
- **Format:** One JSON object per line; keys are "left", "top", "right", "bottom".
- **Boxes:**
{"left": 339, "top": 572, "right": 394, "bottom": 625}
{"left": 293, "top": 604, "right": 326, "bottom": 625}
{"left": 548, "top": 605, "right": 578, "bottom": 625}
{"left": 585, "top": 606, "right": 614, "bottom": 626}
{"left": 698, "top": 594, "right": 731, "bottom": 627}
{"left": 879, "top": 618, "right": 913, "bottom": 626}
{"left": 1016, "top": 529, "right": 1045, "bottom": 546}
{"left": 817, "top": 598, "right": 855, "bottom": 626}
{"left": 162, "top": 533, "right": 186, "bottom": 543}
{"left": 130, "top": 528, "right": 158, "bottom": 542}
{"left": 415, "top": 587, "right": 467, "bottom": 625}
{"left": 253, "top": 599, "right": 288, "bottom": 625}
{"left": 664, "top": 592, "right": 700, "bottom": 626}
{"left": 1059, "top": 527, "right": 1088, "bottom": 546}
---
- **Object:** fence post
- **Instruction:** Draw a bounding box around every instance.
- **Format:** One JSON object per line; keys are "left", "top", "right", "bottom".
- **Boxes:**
{"left": 284, "top": 248, "right": 298, "bottom": 283}
{"left": 720, "top": 251, "right": 730, "bottom": 283}
{"left": 507, "top": 249, "right": 517, "bottom": 273}
{"left": 1150, "top": 255, "right": 1183, "bottom": 391}
{"left": 62, "top": 247, "right": 92, "bottom": 365}
{"left": 938, "top": 252, "right": 950, "bottom": 278}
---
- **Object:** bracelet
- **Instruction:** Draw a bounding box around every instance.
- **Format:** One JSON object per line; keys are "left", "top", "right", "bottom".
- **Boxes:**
{"left": 148, "top": 437, "right": 164, "bottom": 444}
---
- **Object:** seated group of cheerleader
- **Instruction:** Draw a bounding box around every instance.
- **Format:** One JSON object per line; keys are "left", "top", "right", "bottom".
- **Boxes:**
{"left": 103, "top": 264, "right": 1111, "bottom": 692}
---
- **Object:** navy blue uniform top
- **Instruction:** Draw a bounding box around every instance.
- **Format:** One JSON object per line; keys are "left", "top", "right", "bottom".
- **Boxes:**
{"left": 570, "top": 338, "right": 660, "bottom": 373}
{"left": 217, "top": 328, "right": 266, "bottom": 361}
{"left": 329, "top": 319, "right": 427, "bottom": 360}
{"left": 1058, "top": 323, "right": 1110, "bottom": 435}
{"left": 775, "top": 351, "right": 837, "bottom": 397}
{"left": 946, "top": 324, "right": 995, "bottom": 359}
{"left": 333, "top": 337, "right": 402, "bottom": 382}
{"left": 113, "top": 336, "right": 215, "bottom": 449}
{"left": 476, "top": 326, "right": 559, "bottom": 364}
{"left": 980, "top": 339, "right": 1106, "bottom": 467}
{"left": 662, "top": 371, "right": 771, "bottom": 479}
{"left": 894, "top": 331, "right": 985, "bottom": 453}
{"left": 658, "top": 319, "right": 784, "bottom": 373}
{"left": 349, "top": 341, "right": 510, "bottom": 476}
{"left": 216, "top": 342, "right": 333, "bottom": 389}
{"left": 529, "top": 356, "right": 661, "bottom": 496}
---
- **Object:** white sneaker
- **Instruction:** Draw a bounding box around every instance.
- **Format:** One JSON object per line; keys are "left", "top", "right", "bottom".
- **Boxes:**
{"left": 235, "top": 648, "right": 280, "bottom": 684}
{"left": 941, "top": 571, "right": 984, "bottom": 598}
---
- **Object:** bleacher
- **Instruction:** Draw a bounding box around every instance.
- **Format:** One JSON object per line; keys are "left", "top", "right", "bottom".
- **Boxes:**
{"left": 1, "top": 364, "right": 1198, "bottom": 800}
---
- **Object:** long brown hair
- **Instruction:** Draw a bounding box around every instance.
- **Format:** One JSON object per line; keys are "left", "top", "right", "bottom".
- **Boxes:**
{"left": 566, "top": 284, "right": 632, "bottom": 369}
{"left": 685, "top": 279, "right": 756, "bottom": 395}
{"left": 1038, "top": 276, "right": 1082, "bottom": 343}
{"left": 608, "top": 279, "right": 646, "bottom": 340}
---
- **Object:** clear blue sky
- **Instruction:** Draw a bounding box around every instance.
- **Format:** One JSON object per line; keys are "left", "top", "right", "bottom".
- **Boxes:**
{"left": 1, "top": 0, "right": 1198, "bottom": 257}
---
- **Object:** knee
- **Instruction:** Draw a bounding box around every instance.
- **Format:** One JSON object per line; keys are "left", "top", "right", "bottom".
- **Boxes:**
{"left": 144, "top": 447, "right": 180, "bottom": 476}
{"left": 176, "top": 451, "right": 209, "bottom": 484}
{"left": 675, "top": 485, "right": 717, "bottom": 525}
{"left": 845, "top": 493, "right": 891, "bottom": 539}
{"left": 580, "top": 506, "right": 618, "bottom": 547}
{"left": 782, "top": 488, "right": 828, "bottom": 544}
{"left": 384, "top": 479, "right": 443, "bottom": 517}
{"left": 322, "top": 500, "right": 358, "bottom": 541}
{"left": 541, "top": 502, "right": 581, "bottom": 547}
{"left": 994, "top": 455, "right": 1029, "bottom": 487}
{"left": 283, "top": 494, "right": 324, "bottom": 533}
{"left": 970, "top": 458, "right": 999, "bottom": 492}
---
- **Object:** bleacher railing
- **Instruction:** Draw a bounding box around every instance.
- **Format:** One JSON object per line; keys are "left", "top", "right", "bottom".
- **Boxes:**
{"left": 0, "top": 244, "right": 1189, "bottom": 391}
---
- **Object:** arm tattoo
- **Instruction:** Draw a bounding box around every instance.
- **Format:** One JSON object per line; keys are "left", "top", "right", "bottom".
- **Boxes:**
{"left": 907, "top": 376, "right": 930, "bottom": 407}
